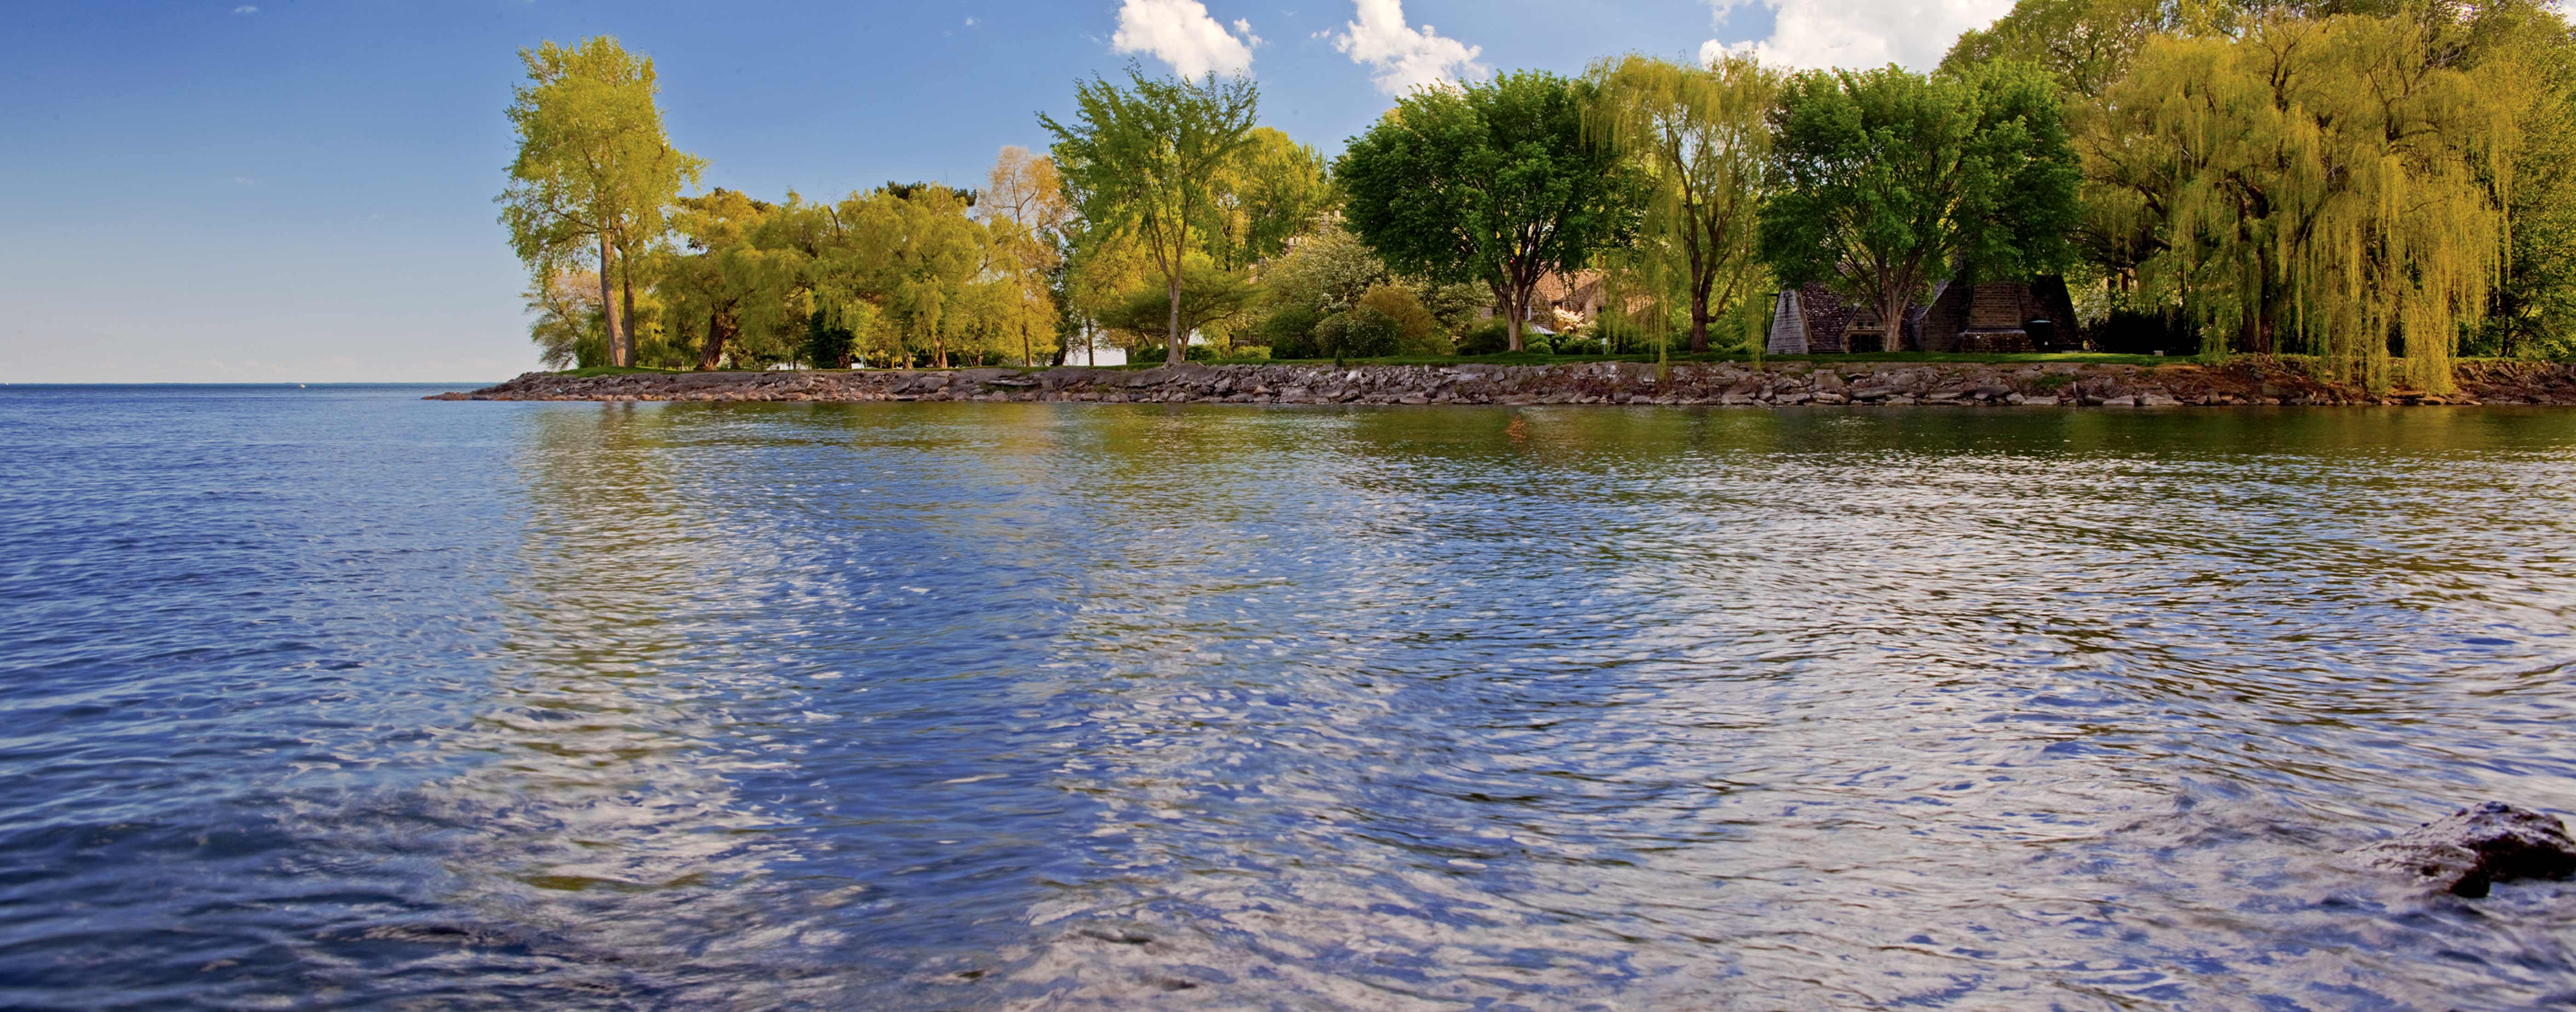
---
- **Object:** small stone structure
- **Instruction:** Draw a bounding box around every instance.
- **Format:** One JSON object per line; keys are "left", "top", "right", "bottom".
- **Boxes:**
{"left": 1766, "top": 277, "right": 2083, "bottom": 354}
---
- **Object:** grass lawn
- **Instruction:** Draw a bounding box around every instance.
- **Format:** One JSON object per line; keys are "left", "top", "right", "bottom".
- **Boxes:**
{"left": 553, "top": 351, "right": 2526, "bottom": 376}
{"left": 553, "top": 365, "right": 694, "bottom": 377}
{"left": 1210, "top": 350, "right": 2186, "bottom": 368}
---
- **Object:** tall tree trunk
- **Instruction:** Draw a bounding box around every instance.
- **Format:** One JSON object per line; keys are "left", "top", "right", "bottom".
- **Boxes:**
{"left": 1166, "top": 274, "right": 1186, "bottom": 365}
{"left": 1689, "top": 246, "right": 1714, "bottom": 354}
{"left": 698, "top": 305, "right": 733, "bottom": 371}
{"left": 598, "top": 232, "right": 625, "bottom": 368}
{"left": 1880, "top": 293, "right": 1910, "bottom": 355}
{"left": 621, "top": 268, "right": 639, "bottom": 368}
{"left": 1497, "top": 282, "right": 1524, "bottom": 353}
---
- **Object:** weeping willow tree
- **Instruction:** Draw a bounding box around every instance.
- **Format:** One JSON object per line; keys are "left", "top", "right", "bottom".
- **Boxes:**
{"left": 2466, "top": 0, "right": 2576, "bottom": 358}
{"left": 2083, "top": 12, "right": 2528, "bottom": 391}
{"left": 1586, "top": 52, "right": 1782, "bottom": 354}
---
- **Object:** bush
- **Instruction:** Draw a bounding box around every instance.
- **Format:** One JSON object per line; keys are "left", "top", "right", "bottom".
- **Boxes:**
{"left": 1225, "top": 345, "right": 1272, "bottom": 361}
{"left": 1456, "top": 320, "right": 1512, "bottom": 355}
{"left": 804, "top": 310, "right": 856, "bottom": 368}
{"left": 1524, "top": 338, "right": 1556, "bottom": 356}
{"left": 1359, "top": 285, "right": 1449, "bottom": 355}
{"left": 1261, "top": 306, "right": 1323, "bottom": 359}
{"left": 1311, "top": 314, "right": 1346, "bottom": 357}
{"left": 1133, "top": 343, "right": 1233, "bottom": 362}
{"left": 1317, "top": 305, "right": 1402, "bottom": 358}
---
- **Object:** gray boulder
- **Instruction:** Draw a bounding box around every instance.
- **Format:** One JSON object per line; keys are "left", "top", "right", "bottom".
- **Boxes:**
{"left": 2357, "top": 802, "right": 2576, "bottom": 897}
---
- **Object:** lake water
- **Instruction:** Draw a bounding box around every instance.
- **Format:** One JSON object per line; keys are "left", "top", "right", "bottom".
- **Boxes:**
{"left": 4, "top": 385, "right": 2576, "bottom": 1009}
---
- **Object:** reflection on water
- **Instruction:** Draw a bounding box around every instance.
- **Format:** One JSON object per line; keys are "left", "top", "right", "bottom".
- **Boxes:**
{"left": 3, "top": 388, "right": 2576, "bottom": 1008}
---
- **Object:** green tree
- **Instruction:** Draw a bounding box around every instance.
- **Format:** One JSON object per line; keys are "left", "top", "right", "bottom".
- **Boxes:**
{"left": 499, "top": 36, "right": 705, "bottom": 368}
{"left": 803, "top": 308, "right": 857, "bottom": 369}
{"left": 1939, "top": 0, "right": 2182, "bottom": 100}
{"left": 1337, "top": 71, "right": 1646, "bottom": 352}
{"left": 826, "top": 184, "right": 989, "bottom": 368}
{"left": 2083, "top": 13, "right": 2526, "bottom": 389}
{"left": 1589, "top": 52, "right": 1782, "bottom": 353}
{"left": 2464, "top": 1, "right": 2576, "bottom": 359}
{"left": 654, "top": 188, "right": 778, "bottom": 370}
{"left": 1256, "top": 221, "right": 1390, "bottom": 321}
{"left": 1210, "top": 127, "right": 1338, "bottom": 270}
{"left": 1041, "top": 66, "right": 1262, "bottom": 364}
{"left": 975, "top": 147, "right": 1072, "bottom": 366}
{"left": 1759, "top": 62, "right": 2080, "bottom": 353}
{"left": 524, "top": 268, "right": 603, "bottom": 368}
{"left": 1098, "top": 263, "right": 1258, "bottom": 354}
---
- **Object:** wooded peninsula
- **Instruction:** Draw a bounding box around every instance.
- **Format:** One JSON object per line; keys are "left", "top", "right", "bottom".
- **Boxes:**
{"left": 494, "top": 0, "right": 2576, "bottom": 398}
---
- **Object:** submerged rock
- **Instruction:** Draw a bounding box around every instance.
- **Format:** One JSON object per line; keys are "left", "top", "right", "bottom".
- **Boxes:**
{"left": 2357, "top": 802, "right": 2576, "bottom": 897}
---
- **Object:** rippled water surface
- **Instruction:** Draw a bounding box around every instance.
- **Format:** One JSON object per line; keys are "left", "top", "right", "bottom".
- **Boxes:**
{"left": 6, "top": 385, "right": 2576, "bottom": 1009}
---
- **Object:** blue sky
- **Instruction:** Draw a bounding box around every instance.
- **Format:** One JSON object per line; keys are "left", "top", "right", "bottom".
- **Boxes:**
{"left": 0, "top": 0, "right": 2007, "bottom": 383}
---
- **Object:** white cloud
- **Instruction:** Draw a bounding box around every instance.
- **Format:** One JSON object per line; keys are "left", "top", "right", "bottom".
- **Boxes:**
{"left": 1328, "top": 0, "right": 1486, "bottom": 96}
{"left": 231, "top": 4, "right": 258, "bottom": 12}
{"left": 1701, "top": 0, "right": 2014, "bottom": 71}
{"left": 1111, "top": 0, "right": 1258, "bottom": 78}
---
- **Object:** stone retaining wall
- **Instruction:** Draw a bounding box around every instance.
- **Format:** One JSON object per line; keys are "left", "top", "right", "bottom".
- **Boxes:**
{"left": 431, "top": 359, "right": 2576, "bottom": 407}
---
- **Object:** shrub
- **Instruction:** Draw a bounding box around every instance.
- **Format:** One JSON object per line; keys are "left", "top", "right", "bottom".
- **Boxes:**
{"left": 1317, "top": 306, "right": 1401, "bottom": 358}
{"left": 1524, "top": 338, "right": 1556, "bottom": 356}
{"left": 1271, "top": 333, "right": 1320, "bottom": 359}
{"left": 1457, "top": 320, "right": 1513, "bottom": 355}
{"left": 1131, "top": 343, "right": 1248, "bottom": 362}
{"left": 1359, "top": 285, "right": 1448, "bottom": 355}
{"left": 1261, "top": 306, "right": 1323, "bottom": 359}
{"left": 1311, "top": 313, "right": 1346, "bottom": 357}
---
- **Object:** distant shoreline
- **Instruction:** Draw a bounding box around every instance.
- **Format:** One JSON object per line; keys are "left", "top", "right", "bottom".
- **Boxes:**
{"left": 4, "top": 382, "right": 500, "bottom": 389}
{"left": 430, "top": 359, "right": 2576, "bottom": 408}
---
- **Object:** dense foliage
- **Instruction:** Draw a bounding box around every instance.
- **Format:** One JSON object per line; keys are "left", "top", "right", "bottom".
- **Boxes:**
{"left": 502, "top": 9, "right": 2576, "bottom": 385}
{"left": 1587, "top": 54, "right": 1781, "bottom": 353}
{"left": 499, "top": 37, "right": 703, "bottom": 368}
{"left": 1759, "top": 62, "right": 2082, "bottom": 354}
{"left": 1942, "top": 0, "right": 2576, "bottom": 381}
{"left": 1041, "top": 69, "right": 1263, "bottom": 364}
{"left": 1336, "top": 72, "right": 1647, "bottom": 351}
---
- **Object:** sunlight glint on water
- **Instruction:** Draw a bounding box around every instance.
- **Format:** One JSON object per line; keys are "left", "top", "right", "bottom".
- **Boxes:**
{"left": 2, "top": 386, "right": 2574, "bottom": 1009}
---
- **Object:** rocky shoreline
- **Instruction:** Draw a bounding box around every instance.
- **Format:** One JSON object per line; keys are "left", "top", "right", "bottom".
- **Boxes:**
{"left": 430, "top": 358, "right": 2576, "bottom": 407}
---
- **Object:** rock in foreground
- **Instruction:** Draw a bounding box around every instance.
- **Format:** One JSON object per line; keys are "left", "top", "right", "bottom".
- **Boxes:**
{"left": 2357, "top": 802, "right": 2576, "bottom": 897}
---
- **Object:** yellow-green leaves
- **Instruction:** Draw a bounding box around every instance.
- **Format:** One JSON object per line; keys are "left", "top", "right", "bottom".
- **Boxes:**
{"left": 1587, "top": 53, "right": 1782, "bottom": 353}
{"left": 2086, "top": 14, "right": 2520, "bottom": 391}
{"left": 498, "top": 36, "right": 704, "bottom": 368}
{"left": 1041, "top": 67, "right": 1263, "bottom": 363}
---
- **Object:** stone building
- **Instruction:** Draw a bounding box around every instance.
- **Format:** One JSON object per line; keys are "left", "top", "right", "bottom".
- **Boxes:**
{"left": 1766, "top": 277, "right": 2081, "bottom": 354}
{"left": 1480, "top": 270, "right": 1608, "bottom": 333}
